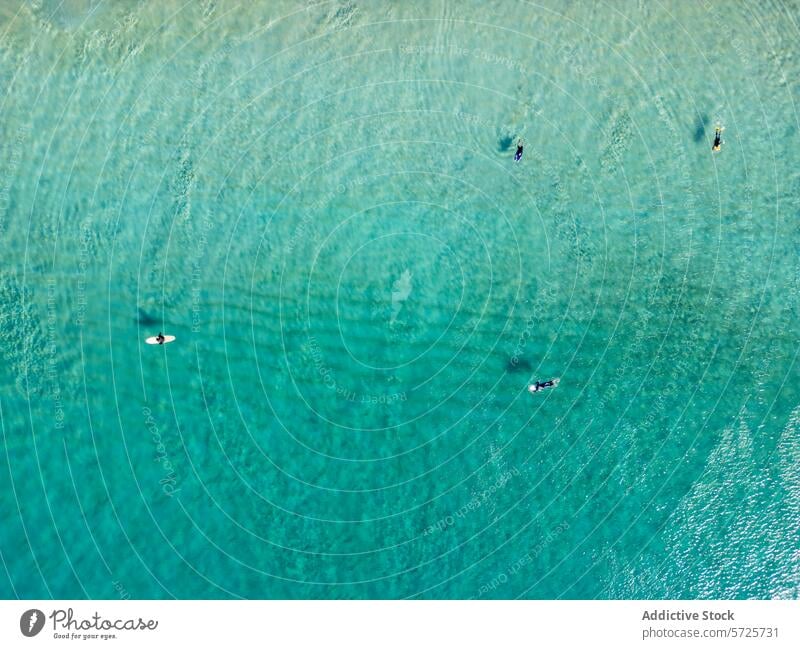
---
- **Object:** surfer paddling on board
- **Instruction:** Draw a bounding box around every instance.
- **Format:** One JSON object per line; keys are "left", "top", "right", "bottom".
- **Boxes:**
{"left": 528, "top": 378, "right": 559, "bottom": 394}
{"left": 712, "top": 125, "right": 724, "bottom": 152}
{"left": 145, "top": 332, "right": 175, "bottom": 345}
{"left": 514, "top": 139, "right": 524, "bottom": 162}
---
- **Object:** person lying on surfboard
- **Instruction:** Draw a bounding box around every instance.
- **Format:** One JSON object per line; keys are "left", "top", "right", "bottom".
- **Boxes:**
{"left": 712, "top": 125, "right": 724, "bottom": 151}
{"left": 514, "top": 139, "right": 524, "bottom": 162}
{"left": 528, "top": 378, "right": 559, "bottom": 394}
{"left": 145, "top": 332, "right": 175, "bottom": 345}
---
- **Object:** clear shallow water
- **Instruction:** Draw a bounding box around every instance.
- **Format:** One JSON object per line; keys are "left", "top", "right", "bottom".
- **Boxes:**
{"left": 1, "top": 0, "right": 799, "bottom": 599}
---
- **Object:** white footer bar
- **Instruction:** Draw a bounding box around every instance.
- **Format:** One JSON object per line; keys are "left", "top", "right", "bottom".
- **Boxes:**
{"left": 1, "top": 600, "right": 798, "bottom": 648}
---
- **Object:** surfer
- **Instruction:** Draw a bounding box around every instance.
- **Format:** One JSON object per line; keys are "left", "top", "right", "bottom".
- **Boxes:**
{"left": 145, "top": 332, "right": 174, "bottom": 345}
{"left": 712, "top": 125, "right": 724, "bottom": 151}
{"left": 528, "top": 378, "right": 559, "bottom": 394}
{"left": 514, "top": 139, "right": 524, "bottom": 162}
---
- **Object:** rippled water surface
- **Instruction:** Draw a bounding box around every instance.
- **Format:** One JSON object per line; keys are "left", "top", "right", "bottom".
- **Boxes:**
{"left": 1, "top": 0, "right": 799, "bottom": 598}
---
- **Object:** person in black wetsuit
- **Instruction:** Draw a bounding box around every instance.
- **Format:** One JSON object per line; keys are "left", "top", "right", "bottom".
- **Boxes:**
{"left": 156, "top": 332, "right": 165, "bottom": 345}
{"left": 514, "top": 139, "right": 524, "bottom": 162}
{"left": 529, "top": 378, "right": 558, "bottom": 393}
{"left": 712, "top": 126, "right": 724, "bottom": 151}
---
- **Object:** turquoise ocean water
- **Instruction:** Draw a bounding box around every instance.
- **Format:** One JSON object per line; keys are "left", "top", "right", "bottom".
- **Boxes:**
{"left": 1, "top": 0, "right": 799, "bottom": 599}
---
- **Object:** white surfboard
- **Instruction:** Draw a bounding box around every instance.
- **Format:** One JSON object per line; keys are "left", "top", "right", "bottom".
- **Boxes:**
{"left": 145, "top": 335, "right": 176, "bottom": 345}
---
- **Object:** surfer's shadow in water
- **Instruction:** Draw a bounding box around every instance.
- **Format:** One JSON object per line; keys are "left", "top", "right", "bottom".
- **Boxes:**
{"left": 137, "top": 307, "right": 161, "bottom": 327}
{"left": 505, "top": 356, "right": 532, "bottom": 373}
{"left": 692, "top": 114, "right": 710, "bottom": 143}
